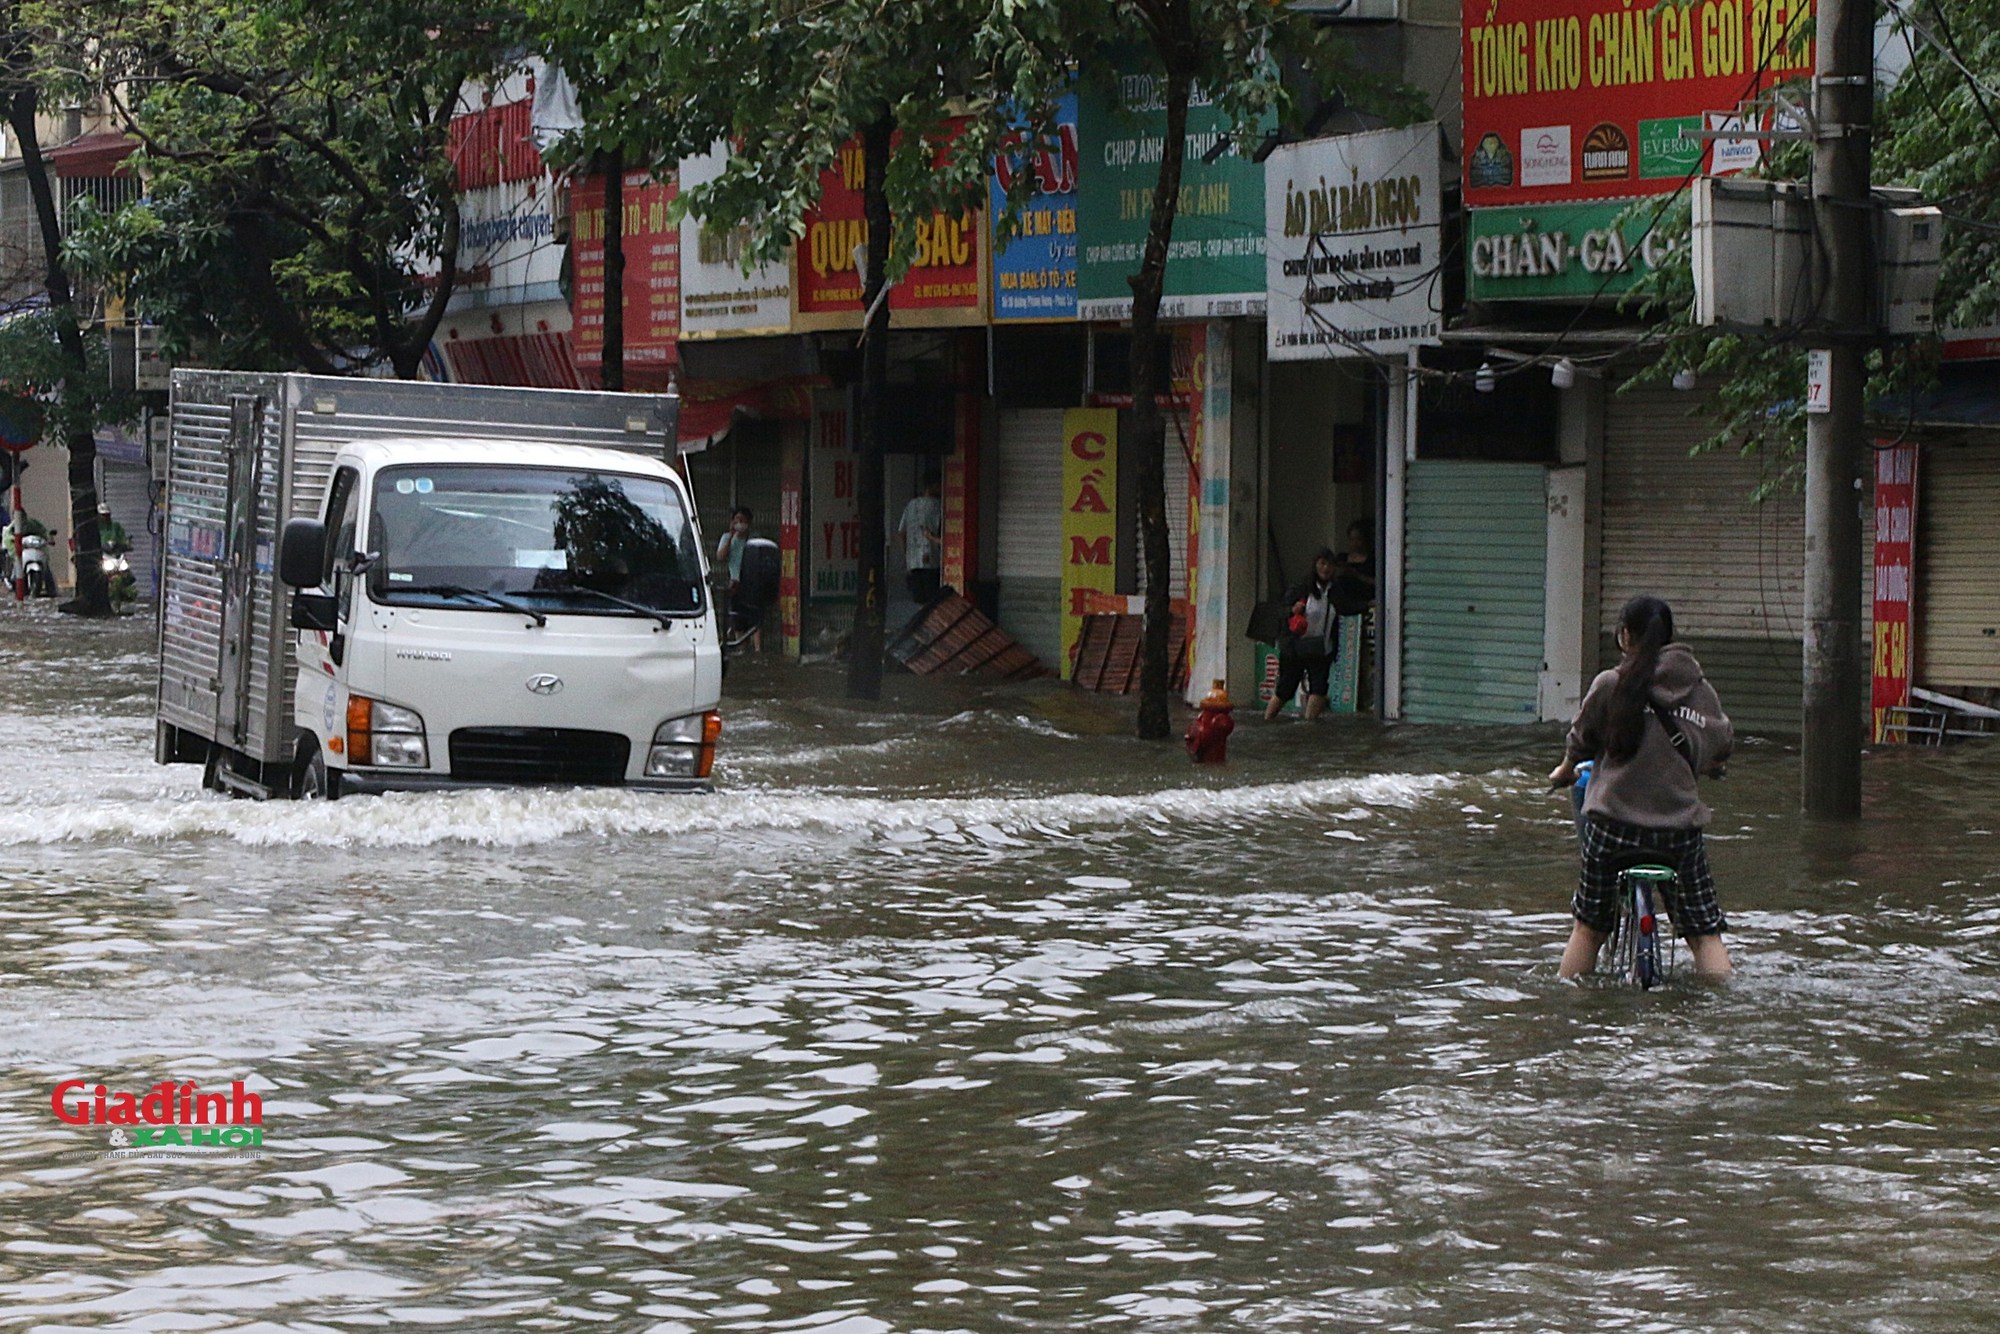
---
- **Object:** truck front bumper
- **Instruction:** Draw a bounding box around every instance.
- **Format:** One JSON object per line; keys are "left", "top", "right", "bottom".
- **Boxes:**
{"left": 338, "top": 771, "right": 712, "bottom": 796}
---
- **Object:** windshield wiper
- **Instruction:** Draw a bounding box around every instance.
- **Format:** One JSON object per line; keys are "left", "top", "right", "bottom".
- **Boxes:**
{"left": 392, "top": 583, "right": 546, "bottom": 628}
{"left": 548, "top": 585, "right": 687, "bottom": 630}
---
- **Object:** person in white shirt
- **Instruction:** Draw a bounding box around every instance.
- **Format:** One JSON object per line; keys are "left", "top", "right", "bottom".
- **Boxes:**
{"left": 897, "top": 473, "right": 943, "bottom": 604}
{"left": 713, "top": 506, "right": 760, "bottom": 651}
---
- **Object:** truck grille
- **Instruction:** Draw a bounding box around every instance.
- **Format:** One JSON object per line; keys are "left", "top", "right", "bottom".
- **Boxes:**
{"left": 448, "top": 728, "right": 631, "bottom": 785}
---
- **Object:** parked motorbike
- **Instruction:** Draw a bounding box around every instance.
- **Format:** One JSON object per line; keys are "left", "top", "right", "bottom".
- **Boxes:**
{"left": 19, "top": 534, "right": 54, "bottom": 598}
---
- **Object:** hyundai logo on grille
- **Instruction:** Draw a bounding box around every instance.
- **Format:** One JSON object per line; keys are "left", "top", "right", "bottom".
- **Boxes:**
{"left": 525, "top": 674, "right": 564, "bottom": 696}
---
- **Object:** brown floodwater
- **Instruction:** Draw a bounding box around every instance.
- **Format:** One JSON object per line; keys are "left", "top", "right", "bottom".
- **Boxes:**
{"left": 0, "top": 600, "right": 1996, "bottom": 1331}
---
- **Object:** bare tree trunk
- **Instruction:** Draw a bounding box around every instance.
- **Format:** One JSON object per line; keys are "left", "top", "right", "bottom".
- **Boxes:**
{"left": 600, "top": 146, "right": 626, "bottom": 392}
{"left": 1128, "top": 36, "right": 1192, "bottom": 739}
{"left": 6, "top": 87, "right": 109, "bottom": 616}
{"left": 847, "top": 111, "right": 894, "bottom": 700}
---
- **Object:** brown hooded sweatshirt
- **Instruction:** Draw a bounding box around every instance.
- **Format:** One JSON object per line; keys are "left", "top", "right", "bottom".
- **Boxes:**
{"left": 1565, "top": 642, "right": 1733, "bottom": 830}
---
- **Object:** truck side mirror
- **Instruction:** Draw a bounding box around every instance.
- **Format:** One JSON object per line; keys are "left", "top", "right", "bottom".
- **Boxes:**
{"left": 278, "top": 517, "right": 326, "bottom": 588}
{"left": 290, "top": 591, "right": 339, "bottom": 632}
{"left": 736, "top": 537, "right": 781, "bottom": 611}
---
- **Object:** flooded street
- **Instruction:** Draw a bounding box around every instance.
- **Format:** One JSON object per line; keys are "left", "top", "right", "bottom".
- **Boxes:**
{"left": 2, "top": 603, "right": 1998, "bottom": 1332}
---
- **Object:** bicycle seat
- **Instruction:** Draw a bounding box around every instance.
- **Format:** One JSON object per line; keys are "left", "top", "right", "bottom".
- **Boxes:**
{"left": 1603, "top": 851, "right": 1679, "bottom": 882}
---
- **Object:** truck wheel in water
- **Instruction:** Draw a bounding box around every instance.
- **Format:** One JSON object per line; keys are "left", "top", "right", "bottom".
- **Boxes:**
{"left": 296, "top": 742, "right": 341, "bottom": 801}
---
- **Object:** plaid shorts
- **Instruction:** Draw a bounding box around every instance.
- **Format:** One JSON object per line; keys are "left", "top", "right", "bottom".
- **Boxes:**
{"left": 1575, "top": 815, "right": 1727, "bottom": 939}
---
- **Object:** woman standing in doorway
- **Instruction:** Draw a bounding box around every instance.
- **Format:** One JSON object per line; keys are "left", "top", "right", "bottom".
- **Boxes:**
{"left": 1265, "top": 549, "right": 1343, "bottom": 721}
{"left": 1548, "top": 595, "right": 1735, "bottom": 979}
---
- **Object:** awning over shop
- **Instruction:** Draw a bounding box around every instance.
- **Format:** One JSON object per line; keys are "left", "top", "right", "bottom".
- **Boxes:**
{"left": 677, "top": 376, "right": 821, "bottom": 449}
{"left": 441, "top": 330, "right": 583, "bottom": 391}
{"left": 46, "top": 133, "right": 137, "bottom": 178}
{"left": 1873, "top": 362, "right": 2000, "bottom": 429}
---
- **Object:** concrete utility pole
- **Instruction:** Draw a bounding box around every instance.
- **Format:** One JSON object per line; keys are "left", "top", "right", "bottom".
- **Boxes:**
{"left": 1801, "top": 0, "right": 1873, "bottom": 818}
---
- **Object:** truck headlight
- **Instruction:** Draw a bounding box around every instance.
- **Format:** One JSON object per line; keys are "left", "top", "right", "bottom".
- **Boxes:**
{"left": 346, "top": 695, "right": 429, "bottom": 768}
{"left": 370, "top": 732, "right": 429, "bottom": 767}
{"left": 646, "top": 711, "right": 720, "bottom": 779}
{"left": 370, "top": 702, "right": 424, "bottom": 733}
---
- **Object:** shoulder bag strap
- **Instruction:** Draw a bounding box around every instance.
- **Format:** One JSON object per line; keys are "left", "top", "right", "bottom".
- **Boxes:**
{"left": 1648, "top": 697, "right": 1699, "bottom": 776}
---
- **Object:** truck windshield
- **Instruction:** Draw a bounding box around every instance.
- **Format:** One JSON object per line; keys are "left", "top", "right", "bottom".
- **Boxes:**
{"left": 367, "top": 465, "right": 705, "bottom": 617}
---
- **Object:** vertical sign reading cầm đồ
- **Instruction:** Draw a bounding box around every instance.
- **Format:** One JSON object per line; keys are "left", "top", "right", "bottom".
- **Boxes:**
{"left": 1060, "top": 409, "right": 1118, "bottom": 678}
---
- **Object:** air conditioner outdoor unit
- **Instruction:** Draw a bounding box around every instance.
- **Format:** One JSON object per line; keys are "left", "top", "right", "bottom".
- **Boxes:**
{"left": 1692, "top": 176, "right": 1813, "bottom": 329}
{"left": 1292, "top": 0, "right": 1400, "bottom": 18}
{"left": 1879, "top": 206, "right": 1942, "bottom": 336}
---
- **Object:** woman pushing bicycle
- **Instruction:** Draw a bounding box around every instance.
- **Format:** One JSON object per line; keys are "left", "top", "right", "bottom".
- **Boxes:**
{"left": 1548, "top": 595, "right": 1736, "bottom": 981}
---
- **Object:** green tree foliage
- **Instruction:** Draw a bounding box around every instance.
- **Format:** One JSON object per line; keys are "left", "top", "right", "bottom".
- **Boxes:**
{"left": 586, "top": 0, "right": 1409, "bottom": 712}
{"left": 0, "top": 311, "right": 138, "bottom": 446}
{"left": 1876, "top": 0, "right": 2000, "bottom": 329}
{"left": 569, "top": 0, "right": 1085, "bottom": 697}
{"left": 1625, "top": 0, "right": 2000, "bottom": 481}
{"left": 45, "top": 0, "right": 517, "bottom": 378}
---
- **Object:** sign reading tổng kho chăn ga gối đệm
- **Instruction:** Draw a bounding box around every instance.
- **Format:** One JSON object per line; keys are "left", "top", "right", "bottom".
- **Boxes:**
{"left": 1461, "top": 0, "right": 1814, "bottom": 209}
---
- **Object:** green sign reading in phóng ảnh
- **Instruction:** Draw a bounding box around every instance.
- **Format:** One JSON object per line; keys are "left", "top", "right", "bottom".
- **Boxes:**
{"left": 1075, "top": 53, "right": 1272, "bottom": 322}
{"left": 1467, "top": 199, "right": 1685, "bottom": 301}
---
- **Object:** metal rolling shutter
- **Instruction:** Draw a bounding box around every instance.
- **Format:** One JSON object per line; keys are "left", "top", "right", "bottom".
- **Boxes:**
{"left": 1918, "top": 439, "right": 2000, "bottom": 691}
{"left": 1136, "top": 423, "right": 1191, "bottom": 600}
{"left": 995, "top": 408, "right": 1066, "bottom": 669}
{"left": 1599, "top": 386, "right": 1873, "bottom": 732}
{"left": 1402, "top": 460, "right": 1547, "bottom": 724}
{"left": 1602, "top": 388, "right": 1807, "bottom": 636}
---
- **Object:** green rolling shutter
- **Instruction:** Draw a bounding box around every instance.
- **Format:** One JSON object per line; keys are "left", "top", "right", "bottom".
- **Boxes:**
{"left": 1403, "top": 460, "right": 1548, "bottom": 724}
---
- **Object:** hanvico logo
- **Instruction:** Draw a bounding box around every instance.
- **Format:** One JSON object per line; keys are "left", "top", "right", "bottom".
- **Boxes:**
{"left": 53, "top": 1079, "right": 266, "bottom": 1151}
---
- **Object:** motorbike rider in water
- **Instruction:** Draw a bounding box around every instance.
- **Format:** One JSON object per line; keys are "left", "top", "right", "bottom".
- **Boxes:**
{"left": 95, "top": 503, "right": 138, "bottom": 609}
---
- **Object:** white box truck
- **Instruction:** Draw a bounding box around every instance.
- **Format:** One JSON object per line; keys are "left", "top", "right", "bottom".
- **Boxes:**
{"left": 155, "top": 372, "right": 760, "bottom": 799}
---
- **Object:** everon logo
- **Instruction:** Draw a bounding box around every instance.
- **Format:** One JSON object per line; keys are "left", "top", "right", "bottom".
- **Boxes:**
{"left": 1581, "top": 123, "right": 1633, "bottom": 181}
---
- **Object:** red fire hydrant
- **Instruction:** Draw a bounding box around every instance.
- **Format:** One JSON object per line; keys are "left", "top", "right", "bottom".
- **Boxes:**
{"left": 1185, "top": 678, "right": 1235, "bottom": 764}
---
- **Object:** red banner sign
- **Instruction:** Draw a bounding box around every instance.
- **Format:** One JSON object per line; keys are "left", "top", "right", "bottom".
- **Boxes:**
{"left": 1872, "top": 442, "right": 1918, "bottom": 742}
{"left": 780, "top": 438, "right": 803, "bottom": 658}
{"left": 572, "top": 171, "right": 681, "bottom": 371}
{"left": 797, "top": 129, "right": 983, "bottom": 321}
{"left": 1461, "top": 0, "right": 1813, "bottom": 207}
{"left": 448, "top": 99, "right": 542, "bottom": 192}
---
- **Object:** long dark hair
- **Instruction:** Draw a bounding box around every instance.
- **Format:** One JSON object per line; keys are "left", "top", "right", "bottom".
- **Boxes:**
{"left": 1605, "top": 595, "right": 1674, "bottom": 761}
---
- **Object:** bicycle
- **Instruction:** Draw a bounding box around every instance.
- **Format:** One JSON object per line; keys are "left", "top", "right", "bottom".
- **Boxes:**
{"left": 1568, "top": 761, "right": 1680, "bottom": 989}
{"left": 1600, "top": 863, "right": 1679, "bottom": 989}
